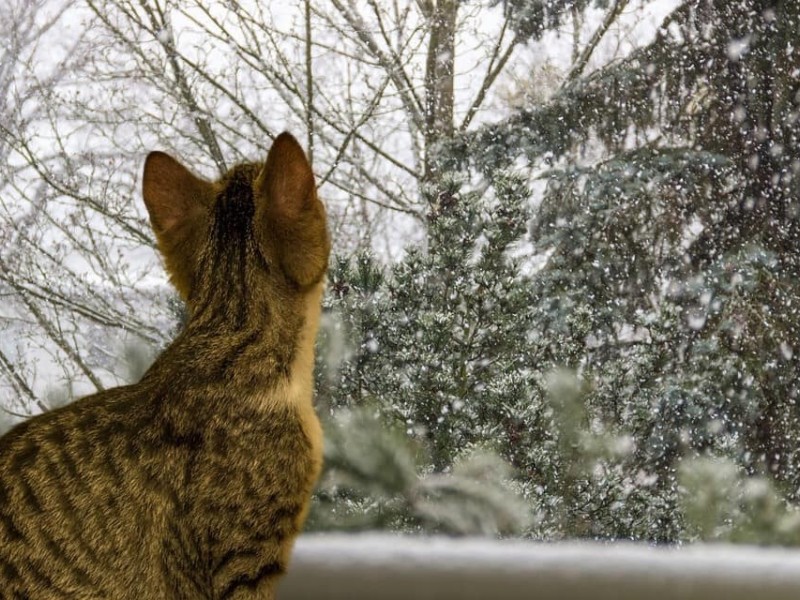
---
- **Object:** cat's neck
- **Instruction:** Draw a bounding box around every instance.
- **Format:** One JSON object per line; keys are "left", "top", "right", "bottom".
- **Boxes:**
{"left": 258, "top": 281, "right": 323, "bottom": 412}
{"left": 146, "top": 282, "right": 324, "bottom": 409}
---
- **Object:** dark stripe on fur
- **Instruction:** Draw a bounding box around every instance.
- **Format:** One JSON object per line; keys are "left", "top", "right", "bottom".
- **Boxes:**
{"left": 219, "top": 560, "right": 284, "bottom": 599}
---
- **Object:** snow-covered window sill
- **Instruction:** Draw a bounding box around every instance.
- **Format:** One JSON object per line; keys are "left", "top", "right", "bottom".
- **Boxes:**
{"left": 280, "top": 535, "right": 800, "bottom": 600}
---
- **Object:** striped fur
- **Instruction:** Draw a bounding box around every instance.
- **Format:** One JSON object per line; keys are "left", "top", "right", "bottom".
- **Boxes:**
{"left": 0, "top": 132, "right": 330, "bottom": 599}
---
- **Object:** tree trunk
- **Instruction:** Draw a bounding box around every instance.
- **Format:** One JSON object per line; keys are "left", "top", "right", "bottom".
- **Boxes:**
{"left": 423, "top": 0, "right": 458, "bottom": 183}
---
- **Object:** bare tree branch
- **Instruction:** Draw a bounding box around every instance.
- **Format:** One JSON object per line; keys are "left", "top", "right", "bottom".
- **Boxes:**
{"left": 329, "top": 0, "right": 426, "bottom": 132}
{"left": 460, "top": 13, "right": 521, "bottom": 132}
{"left": 305, "top": 0, "right": 315, "bottom": 166}
{"left": 0, "top": 347, "right": 45, "bottom": 413}
{"left": 565, "top": 0, "right": 631, "bottom": 84}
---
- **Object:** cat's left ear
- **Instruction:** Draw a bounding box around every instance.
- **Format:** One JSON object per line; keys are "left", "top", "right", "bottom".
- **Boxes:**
{"left": 143, "top": 152, "right": 213, "bottom": 235}
{"left": 142, "top": 151, "right": 214, "bottom": 298}
{"left": 255, "top": 133, "right": 329, "bottom": 286}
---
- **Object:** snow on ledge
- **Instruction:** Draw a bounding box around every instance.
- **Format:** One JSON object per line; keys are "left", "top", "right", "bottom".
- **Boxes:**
{"left": 279, "top": 534, "right": 800, "bottom": 600}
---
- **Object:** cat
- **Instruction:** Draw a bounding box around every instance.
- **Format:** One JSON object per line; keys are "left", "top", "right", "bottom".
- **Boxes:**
{"left": 0, "top": 132, "right": 330, "bottom": 599}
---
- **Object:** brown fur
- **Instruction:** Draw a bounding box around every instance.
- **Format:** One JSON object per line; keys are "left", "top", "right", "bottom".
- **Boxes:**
{"left": 0, "top": 132, "right": 330, "bottom": 599}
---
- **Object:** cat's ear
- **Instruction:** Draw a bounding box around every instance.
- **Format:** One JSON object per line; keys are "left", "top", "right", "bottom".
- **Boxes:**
{"left": 255, "top": 133, "right": 329, "bottom": 286}
{"left": 255, "top": 132, "right": 315, "bottom": 218}
{"left": 142, "top": 151, "right": 213, "bottom": 235}
{"left": 142, "top": 152, "right": 213, "bottom": 299}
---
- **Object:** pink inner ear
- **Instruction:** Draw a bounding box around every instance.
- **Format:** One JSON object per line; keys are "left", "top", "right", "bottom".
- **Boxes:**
{"left": 257, "top": 132, "right": 316, "bottom": 218}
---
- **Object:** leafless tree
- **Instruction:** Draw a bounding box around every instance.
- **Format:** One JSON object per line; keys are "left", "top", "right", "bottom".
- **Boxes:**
{"left": 0, "top": 0, "right": 658, "bottom": 417}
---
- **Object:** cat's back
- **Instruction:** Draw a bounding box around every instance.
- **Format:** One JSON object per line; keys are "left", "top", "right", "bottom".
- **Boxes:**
{"left": 0, "top": 385, "right": 179, "bottom": 598}
{"left": 0, "top": 379, "right": 322, "bottom": 599}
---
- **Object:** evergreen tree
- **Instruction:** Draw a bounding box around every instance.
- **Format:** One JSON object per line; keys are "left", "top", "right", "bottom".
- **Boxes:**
{"left": 314, "top": 1, "right": 800, "bottom": 542}
{"left": 449, "top": 0, "right": 800, "bottom": 540}
{"left": 312, "top": 172, "right": 550, "bottom": 534}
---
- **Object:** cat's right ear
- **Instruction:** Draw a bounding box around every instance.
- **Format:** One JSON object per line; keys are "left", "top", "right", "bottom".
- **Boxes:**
{"left": 254, "top": 133, "right": 329, "bottom": 287}
{"left": 142, "top": 152, "right": 213, "bottom": 236}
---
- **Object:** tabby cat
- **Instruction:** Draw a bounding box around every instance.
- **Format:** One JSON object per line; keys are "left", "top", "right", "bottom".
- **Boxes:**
{"left": 0, "top": 132, "right": 330, "bottom": 599}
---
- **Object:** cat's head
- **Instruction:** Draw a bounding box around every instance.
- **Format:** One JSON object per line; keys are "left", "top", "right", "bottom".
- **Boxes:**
{"left": 142, "top": 133, "right": 330, "bottom": 312}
